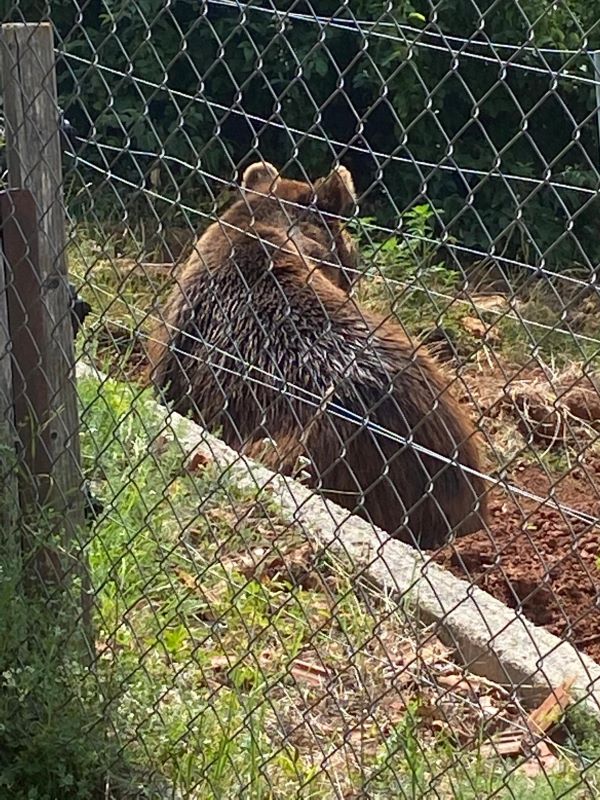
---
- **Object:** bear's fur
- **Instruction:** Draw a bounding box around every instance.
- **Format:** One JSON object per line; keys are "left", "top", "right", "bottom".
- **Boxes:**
{"left": 147, "top": 161, "right": 488, "bottom": 548}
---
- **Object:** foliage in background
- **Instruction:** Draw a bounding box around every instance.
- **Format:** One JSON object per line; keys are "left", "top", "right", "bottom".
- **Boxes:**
{"left": 15, "top": 0, "right": 599, "bottom": 270}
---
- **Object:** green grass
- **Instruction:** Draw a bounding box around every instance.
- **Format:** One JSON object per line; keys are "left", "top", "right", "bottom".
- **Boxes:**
{"left": 2, "top": 366, "right": 600, "bottom": 797}
{"left": 79, "top": 374, "right": 600, "bottom": 797}
{"left": 19, "top": 373, "right": 600, "bottom": 797}
{"left": 350, "top": 211, "right": 599, "bottom": 370}
{"left": 0, "top": 461, "right": 108, "bottom": 798}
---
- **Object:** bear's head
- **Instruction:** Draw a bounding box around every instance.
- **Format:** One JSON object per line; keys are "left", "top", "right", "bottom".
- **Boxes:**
{"left": 238, "top": 161, "right": 360, "bottom": 291}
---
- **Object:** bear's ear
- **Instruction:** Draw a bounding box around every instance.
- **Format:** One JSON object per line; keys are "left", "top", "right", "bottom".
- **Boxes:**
{"left": 241, "top": 161, "right": 280, "bottom": 193}
{"left": 314, "top": 165, "right": 356, "bottom": 215}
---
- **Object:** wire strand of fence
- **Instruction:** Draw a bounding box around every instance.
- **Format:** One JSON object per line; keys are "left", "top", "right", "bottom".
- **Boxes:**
{"left": 69, "top": 136, "right": 600, "bottom": 533}
{"left": 65, "top": 141, "right": 598, "bottom": 295}
{"left": 207, "top": 0, "right": 600, "bottom": 86}
{"left": 71, "top": 135, "right": 598, "bottom": 241}
{"left": 85, "top": 294, "right": 600, "bottom": 530}
{"left": 64, "top": 144, "right": 600, "bottom": 358}
{"left": 69, "top": 150, "right": 600, "bottom": 360}
{"left": 58, "top": 49, "right": 600, "bottom": 202}
{"left": 71, "top": 131, "right": 600, "bottom": 283}
{"left": 208, "top": 0, "right": 594, "bottom": 57}
{"left": 68, "top": 138, "right": 600, "bottom": 624}
{"left": 83, "top": 262, "right": 600, "bottom": 469}
{"left": 64, "top": 144, "right": 600, "bottom": 526}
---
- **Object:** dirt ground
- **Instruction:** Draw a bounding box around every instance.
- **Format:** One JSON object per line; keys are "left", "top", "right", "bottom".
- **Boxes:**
{"left": 434, "top": 358, "right": 600, "bottom": 663}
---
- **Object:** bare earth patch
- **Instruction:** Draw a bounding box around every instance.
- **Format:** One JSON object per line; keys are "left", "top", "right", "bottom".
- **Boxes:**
{"left": 437, "top": 360, "right": 600, "bottom": 664}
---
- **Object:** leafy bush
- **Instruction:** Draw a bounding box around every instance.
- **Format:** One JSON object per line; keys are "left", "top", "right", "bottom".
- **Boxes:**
{"left": 0, "top": 524, "right": 108, "bottom": 799}
{"left": 20, "top": 0, "right": 600, "bottom": 269}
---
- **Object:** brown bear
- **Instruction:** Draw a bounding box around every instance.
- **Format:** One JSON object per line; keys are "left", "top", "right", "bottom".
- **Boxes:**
{"left": 147, "top": 161, "right": 488, "bottom": 548}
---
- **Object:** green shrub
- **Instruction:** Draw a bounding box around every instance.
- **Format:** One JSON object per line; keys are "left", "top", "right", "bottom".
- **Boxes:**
{"left": 18, "top": 0, "right": 596, "bottom": 270}
{"left": 0, "top": 523, "right": 108, "bottom": 799}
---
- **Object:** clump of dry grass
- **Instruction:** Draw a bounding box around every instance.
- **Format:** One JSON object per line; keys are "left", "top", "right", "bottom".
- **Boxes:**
{"left": 501, "top": 363, "right": 600, "bottom": 452}
{"left": 455, "top": 356, "right": 600, "bottom": 479}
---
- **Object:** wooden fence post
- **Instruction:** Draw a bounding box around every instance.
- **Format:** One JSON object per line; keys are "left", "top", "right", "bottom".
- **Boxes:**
{"left": 0, "top": 24, "right": 85, "bottom": 588}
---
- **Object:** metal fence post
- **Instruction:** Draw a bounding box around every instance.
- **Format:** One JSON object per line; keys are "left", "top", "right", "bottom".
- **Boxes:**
{"left": 0, "top": 230, "right": 18, "bottom": 533}
{"left": 594, "top": 50, "right": 600, "bottom": 163}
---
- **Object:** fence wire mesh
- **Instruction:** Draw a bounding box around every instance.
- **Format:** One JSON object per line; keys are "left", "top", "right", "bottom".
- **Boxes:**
{"left": 1, "top": 1, "right": 600, "bottom": 798}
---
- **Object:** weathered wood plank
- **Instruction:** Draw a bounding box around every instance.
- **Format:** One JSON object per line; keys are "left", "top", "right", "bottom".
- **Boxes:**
{"left": 0, "top": 23, "right": 84, "bottom": 539}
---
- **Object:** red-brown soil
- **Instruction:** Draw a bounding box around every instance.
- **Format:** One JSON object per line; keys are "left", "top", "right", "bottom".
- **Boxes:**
{"left": 435, "top": 458, "right": 600, "bottom": 662}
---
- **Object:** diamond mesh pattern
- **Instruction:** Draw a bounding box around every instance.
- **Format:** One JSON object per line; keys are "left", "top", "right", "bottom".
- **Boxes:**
{"left": 1, "top": 2, "right": 600, "bottom": 797}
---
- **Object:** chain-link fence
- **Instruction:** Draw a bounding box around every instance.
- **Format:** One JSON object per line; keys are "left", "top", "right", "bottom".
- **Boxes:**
{"left": 2, "top": 2, "right": 600, "bottom": 798}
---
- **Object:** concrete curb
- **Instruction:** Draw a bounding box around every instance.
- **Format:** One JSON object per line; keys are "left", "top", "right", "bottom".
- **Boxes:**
{"left": 78, "top": 364, "right": 600, "bottom": 714}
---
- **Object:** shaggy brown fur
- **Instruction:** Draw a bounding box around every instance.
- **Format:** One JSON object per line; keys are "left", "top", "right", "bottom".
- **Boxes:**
{"left": 147, "top": 161, "right": 488, "bottom": 548}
